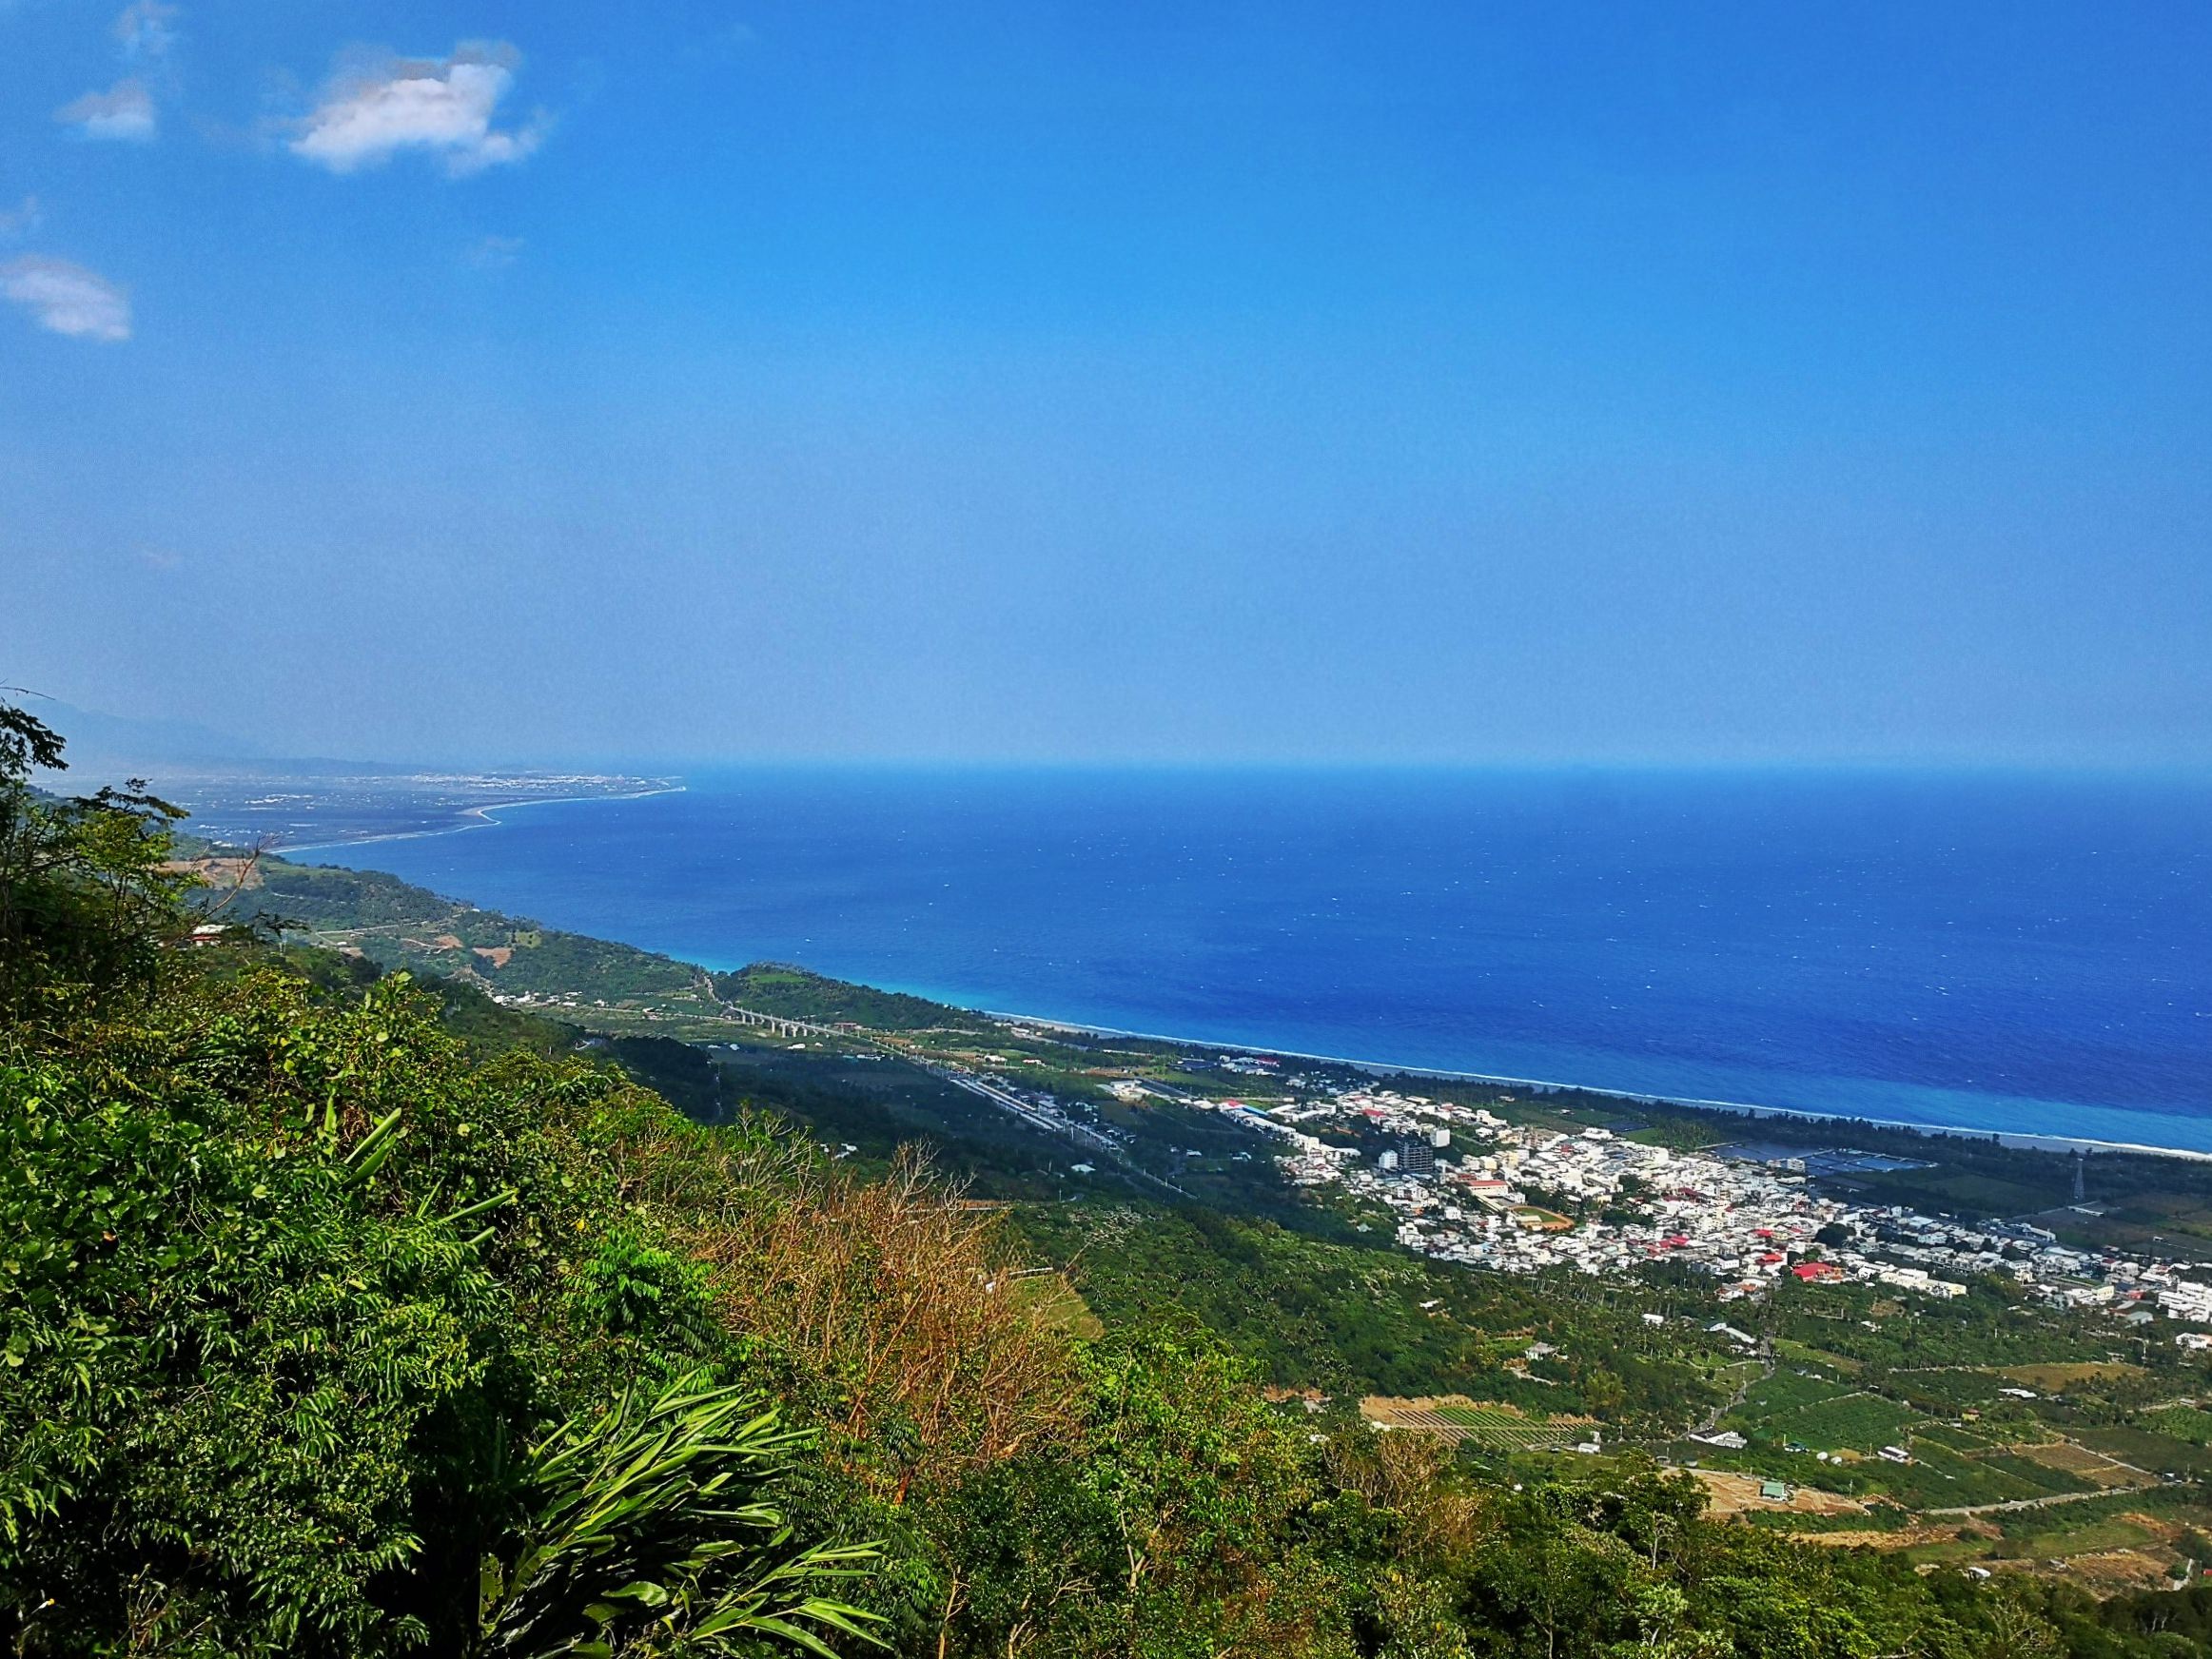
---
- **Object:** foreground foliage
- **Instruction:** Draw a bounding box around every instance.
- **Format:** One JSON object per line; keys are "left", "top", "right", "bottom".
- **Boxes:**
{"left": 0, "top": 965, "right": 883, "bottom": 1656}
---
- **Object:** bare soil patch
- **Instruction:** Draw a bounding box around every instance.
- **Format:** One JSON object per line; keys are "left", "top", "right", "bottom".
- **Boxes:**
{"left": 1793, "top": 1518, "right": 1977, "bottom": 1550}
{"left": 166, "top": 856, "right": 264, "bottom": 889}
{"left": 2056, "top": 1549, "right": 2182, "bottom": 1591}
{"left": 1693, "top": 1469, "right": 1864, "bottom": 1518}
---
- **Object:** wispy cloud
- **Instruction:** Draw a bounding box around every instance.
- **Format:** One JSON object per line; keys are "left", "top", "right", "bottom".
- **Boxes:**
{"left": 56, "top": 77, "right": 157, "bottom": 142}
{"left": 291, "top": 43, "right": 548, "bottom": 177}
{"left": 462, "top": 233, "right": 524, "bottom": 270}
{"left": 56, "top": 5, "right": 179, "bottom": 141}
{"left": 0, "top": 256, "right": 131, "bottom": 342}
{"left": 0, "top": 196, "right": 40, "bottom": 241}
{"left": 112, "top": 0, "right": 180, "bottom": 62}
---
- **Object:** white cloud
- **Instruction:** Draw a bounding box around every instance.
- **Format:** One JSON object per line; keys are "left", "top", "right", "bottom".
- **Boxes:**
{"left": 112, "top": 0, "right": 180, "bottom": 62}
{"left": 0, "top": 257, "right": 131, "bottom": 342}
{"left": 56, "top": 78, "right": 156, "bottom": 141}
{"left": 0, "top": 196, "right": 40, "bottom": 241}
{"left": 291, "top": 44, "right": 548, "bottom": 177}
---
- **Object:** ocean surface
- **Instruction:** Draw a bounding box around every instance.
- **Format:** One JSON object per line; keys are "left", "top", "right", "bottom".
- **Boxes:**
{"left": 308, "top": 769, "right": 2212, "bottom": 1152}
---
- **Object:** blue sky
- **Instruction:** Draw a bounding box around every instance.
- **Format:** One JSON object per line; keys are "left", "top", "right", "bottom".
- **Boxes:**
{"left": 5, "top": 2, "right": 2208, "bottom": 766}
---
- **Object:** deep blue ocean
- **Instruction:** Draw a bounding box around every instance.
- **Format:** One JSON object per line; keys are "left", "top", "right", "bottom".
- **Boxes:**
{"left": 311, "top": 770, "right": 2212, "bottom": 1152}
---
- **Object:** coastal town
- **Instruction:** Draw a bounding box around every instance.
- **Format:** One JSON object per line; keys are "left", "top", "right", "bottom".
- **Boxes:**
{"left": 1159, "top": 1075, "right": 2212, "bottom": 1336}
{"left": 469, "top": 955, "right": 2212, "bottom": 1352}
{"left": 685, "top": 985, "right": 2212, "bottom": 1346}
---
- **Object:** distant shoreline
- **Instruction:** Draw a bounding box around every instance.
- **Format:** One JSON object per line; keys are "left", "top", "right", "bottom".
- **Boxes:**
{"left": 279, "top": 782, "right": 686, "bottom": 856}
{"left": 283, "top": 778, "right": 2212, "bottom": 1165}
{"left": 983, "top": 1009, "right": 2212, "bottom": 1164}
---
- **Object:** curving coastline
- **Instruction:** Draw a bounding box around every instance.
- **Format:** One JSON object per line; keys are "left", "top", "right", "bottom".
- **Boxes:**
{"left": 983, "top": 1008, "right": 2212, "bottom": 1162}
{"left": 276, "top": 781, "right": 688, "bottom": 855}
{"left": 291, "top": 770, "right": 2212, "bottom": 1161}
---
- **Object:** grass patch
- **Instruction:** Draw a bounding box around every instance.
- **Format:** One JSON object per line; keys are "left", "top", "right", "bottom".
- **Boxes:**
{"left": 1899, "top": 1536, "right": 1998, "bottom": 1566}
{"left": 2002, "top": 1361, "right": 2143, "bottom": 1391}
{"left": 1771, "top": 1337, "right": 1862, "bottom": 1376}
{"left": 1008, "top": 1274, "right": 1104, "bottom": 1338}
{"left": 2003, "top": 1516, "right": 2159, "bottom": 1559}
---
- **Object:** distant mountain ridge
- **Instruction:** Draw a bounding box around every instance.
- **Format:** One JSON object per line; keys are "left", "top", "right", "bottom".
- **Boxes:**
{"left": 23, "top": 697, "right": 406, "bottom": 778}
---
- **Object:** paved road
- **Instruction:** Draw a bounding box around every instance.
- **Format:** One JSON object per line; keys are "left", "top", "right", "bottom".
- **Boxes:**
{"left": 711, "top": 996, "right": 1189, "bottom": 1196}
{"left": 1927, "top": 1479, "right": 2160, "bottom": 1517}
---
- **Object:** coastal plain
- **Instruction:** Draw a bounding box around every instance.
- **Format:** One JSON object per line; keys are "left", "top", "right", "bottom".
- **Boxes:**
{"left": 172, "top": 831, "right": 2212, "bottom": 1596}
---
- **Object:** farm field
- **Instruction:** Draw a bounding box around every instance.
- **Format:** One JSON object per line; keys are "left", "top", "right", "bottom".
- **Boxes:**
{"left": 2010, "top": 1440, "right": 2147, "bottom": 1491}
{"left": 1702, "top": 1356, "right": 2187, "bottom": 1514}
{"left": 1361, "top": 1396, "right": 1591, "bottom": 1449}
{"left": 2141, "top": 1404, "right": 2212, "bottom": 1446}
{"left": 1729, "top": 1367, "right": 1854, "bottom": 1418}
{"left": 1784, "top": 1489, "right": 2212, "bottom": 1591}
{"left": 1886, "top": 1367, "right": 2013, "bottom": 1413}
{"left": 1889, "top": 1440, "right": 2060, "bottom": 1508}
{"left": 2072, "top": 1425, "right": 2212, "bottom": 1482}
{"left": 1752, "top": 1390, "right": 1920, "bottom": 1454}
